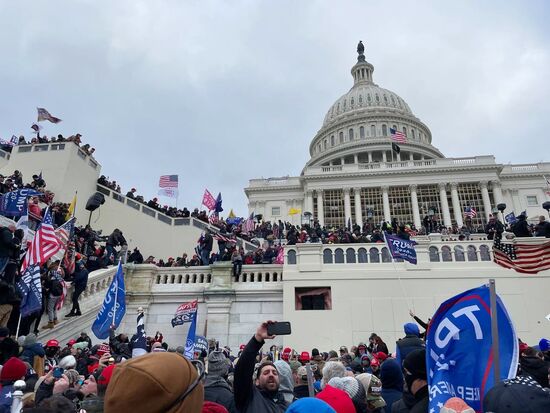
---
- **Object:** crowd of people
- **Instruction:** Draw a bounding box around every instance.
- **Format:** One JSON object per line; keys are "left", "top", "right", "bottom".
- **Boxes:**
{"left": 0, "top": 314, "right": 546, "bottom": 412}
{"left": 1, "top": 133, "right": 95, "bottom": 156}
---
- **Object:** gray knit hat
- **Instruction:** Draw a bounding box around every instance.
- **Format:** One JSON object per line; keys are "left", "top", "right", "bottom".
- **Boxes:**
{"left": 207, "top": 350, "right": 229, "bottom": 377}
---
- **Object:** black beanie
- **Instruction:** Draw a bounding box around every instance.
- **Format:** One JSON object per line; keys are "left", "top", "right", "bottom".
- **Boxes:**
{"left": 403, "top": 349, "right": 427, "bottom": 380}
{"left": 312, "top": 348, "right": 320, "bottom": 357}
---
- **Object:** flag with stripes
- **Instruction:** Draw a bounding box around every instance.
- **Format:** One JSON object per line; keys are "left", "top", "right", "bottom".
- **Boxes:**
{"left": 159, "top": 175, "right": 178, "bottom": 188}
{"left": 21, "top": 208, "right": 62, "bottom": 273}
{"left": 464, "top": 206, "right": 477, "bottom": 218}
{"left": 209, "top": 212, "right": 219, "bottom": 225}
{"left": 37, "top": 107, "right": 62, "bottom": 123}
{"left": 244, "top": 213, "right": 255, "bottom": 233}
{"left": 202, "top": 189, "right": 217, "bottom": 211}
{"left": 493, "top": 237, "right": 550, "bottom": 274}
{"left": 132, "top": 311, "right": 148, "bottom": 357}
{"left": 55, "top": 217, "right": 76, "bottom": 247}
{"left": 390, "top": 128, "right": 407, "bottom": 143}
{"left": 214, "top": 233, "right": 236, "bottom": 244}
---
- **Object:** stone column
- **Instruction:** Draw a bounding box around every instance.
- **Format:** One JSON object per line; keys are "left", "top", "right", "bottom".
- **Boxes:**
{"left": 305, "top": 190, "right": 314, "bottom": 215}
{"left": 343, "top": 188, "right": 352, "bottom": 227}
{"left": 439, "top": 183, "right": 452, "bottom": 228}
{"left": 341, "top": 157, "right": 345, "bottom": 166}
{"left": 354, "top": 154, "right": 358, "bottom": 164}
{"left": 354, "top": 187, "right": 363, "bottom": 227}
{"left": 450, "top": 182, "right": 464, "bottom": 228}
{"left": 492, "top": 181, "right": 505, "bottom": 221}
{"left": 409, "top": 153, "right": 414, "bottom": 161}
{"left": 316, "top": 190, "right": 324, "bottom": 226}
{"left": 410, "top": 184, "right": 421, "bottom": 229}
{"left": 382, "top": 186, "right": 391, "bottom": 222}
{"left": 396, "top": 152, "right": 401, "bottom": 162}
{"left": 382, "top": 151, "right": 387, "bottom": 163}
{"left": 368, "top": 152, "right": 373, "bottom": 163}
{"left": 480, "top": 181, "right": 492, "bottom": 221}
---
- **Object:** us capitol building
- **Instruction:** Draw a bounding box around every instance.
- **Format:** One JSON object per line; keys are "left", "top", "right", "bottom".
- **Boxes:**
{"left": 245, "top": 42, "right": 550, "bottom": 229}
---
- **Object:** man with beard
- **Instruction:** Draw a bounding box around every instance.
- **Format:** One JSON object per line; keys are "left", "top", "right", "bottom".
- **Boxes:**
{"left": 234, "top": 321, "right": 288, "bottom": 412}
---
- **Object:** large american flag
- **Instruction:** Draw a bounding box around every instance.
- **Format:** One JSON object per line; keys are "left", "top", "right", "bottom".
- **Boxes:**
{"left": 390, "top": 128, "right": 407, "bottom": 143}
{"left": 21, "top": 209, "right": 62, "bottom": 273}
{"left": 493, "top": 237, "right": 550, "bottom": 274}
{"left": 464, "top": 206, "right": 477, "bottom": 218}
{"left": 243, "top": 213, "right": 255, "bottom": 234}
{"left": 159, "top": 175, "right": 179, "bottom": 188}
{"left": 55, "top": 217, "right": 76, "bottom": 247}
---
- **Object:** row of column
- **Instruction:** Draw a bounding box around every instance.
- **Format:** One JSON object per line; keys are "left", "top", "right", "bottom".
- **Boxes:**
{"left": 306, "top": 181, "right": 501, "bottom": 228}
{"left": 327, "top": 151, "right": 426, "bottom": 166}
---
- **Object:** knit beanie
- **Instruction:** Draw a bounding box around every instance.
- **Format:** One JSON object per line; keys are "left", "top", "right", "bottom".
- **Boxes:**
{"left": 24, "top": 333, "right": 37, "bottom": 347}
{"left": 105, "top": 353, "right": 203, "bottom": 413}
{"left": 0, "top": 357, "right": 27, "bottom": 382}
{"left": 539, "top": 338, "right": 550, "bottom": 352}
{"left": 59, "top": 355, "right": 77, "bottom": 369}
{"left": 312, "top": 348, "right": 320, "bottom": 357}
{"left": 404, "top": 322, "right": 420, "bottom": 336}
{"left": 402, "top": 349, "right": 427, "bottom": 380}
{"left": 98, "top": 364, "right": 116, "bottom": 386}
{"left": 207, "top": 350, "right": 229, "bottom": 377}
{"left": 328, "top": 376, "right": 365, "bottom": 404}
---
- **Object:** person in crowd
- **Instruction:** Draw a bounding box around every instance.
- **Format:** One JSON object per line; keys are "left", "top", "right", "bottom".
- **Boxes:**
{"left": 393, "top": 348, "right": 428, "bottom": 413}
{"left": 126, "top": 188, "right": 137, "bottom": 199}
{"left": 379, "top": 358, "right": 403, "bottom": 412}
{"left": 395, "top": 323, "right": 425, "bottom": 368}
{"left": 200, "top": 230, "right": 214, "bottom": 266}
{"left": 535, "top": 215, "right": 550, "bottom": 237}
{"left": 519, "top": 345, "right": 549, "bottom": 388}
{"left": 485, "top": 215, "right": 504, "bottom": 240}
{"left": 0, "top": 357, "right": 27, "bottom": 411}
{"left": 109, "top": 327, "right": 132, "bottom": 360}
{"left": 274, "top": 359, "right": 296, "bottom": 404}
{"left": 0, "top": 224, "right": 17, "bottom": 276}
{"left": 30, "top": 173, "right": 46, "bottom": 189}
{"left": 483, "top": 375, "right": 550, "bottom": 412}
{"left": 512, "top": 213, "right": 531, "bottom": 237}
{"left": 65, "top": 259, "right": 88, "bottom": 317}
{"left": 43, "top": 339, "right": 60, "bottom": 373}
{"left": 204, "top": 349, "right": 237, "bottom": 412}
{"left": 10, "top": 170, "right": 23, "bottom": 187}
{"left": 43, "top": 260, "right": 65, "bottom": 330}
{"left": 0, "top": 327, "right": 18, "bottom": 364}
{"left": 128, "top": 247, "right": 144, "bottom": 264}
{"left": 19, "top": 333, "right": 45, "bottom": 365}
{"left": 234, "top": 321, "right": 288, "bottom": 412}
{"left": 231, "top": 248, "right": 243, "bottom": 279}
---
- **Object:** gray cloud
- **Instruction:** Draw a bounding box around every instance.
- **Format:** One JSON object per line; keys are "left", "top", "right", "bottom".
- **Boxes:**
{"left": 1, "top": 0, "right": 548, "bottom": 214}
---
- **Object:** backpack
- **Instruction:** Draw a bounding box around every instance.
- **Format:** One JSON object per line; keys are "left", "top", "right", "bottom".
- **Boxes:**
{"left": 50, "top": 279, "right": 63, "bottom": 297}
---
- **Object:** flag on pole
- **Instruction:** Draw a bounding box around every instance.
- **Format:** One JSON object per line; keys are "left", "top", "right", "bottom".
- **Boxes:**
{"left": 274, "top": 247, "right": 284, "bottom": 264}
{"left": 184, "top": 311, "right": 198, "bottom": 359}
{"left": 21, "top": 208, "right": 62, "bottom": 274}
{"left": 226, "top": 209, "right": 242, "bottom": 225}
{"left": 66, "top": 194, "right": 77, "bottom": 220}
{"left": 385, "top": 233, "right": 418, "bottom": 264}
{"left": 131, "top": 311, "right": 148, "bottom": 357}
{"left": 504, "top": 212, "right": 517, "bottom": 225}
{"left": 202, "top": 189, "right": 217, "bottom": 211}
{"left": 208, "top": 212, "right": 219, "bottom": 225}
{"left": 158, "top": 175, "right": 179, "bottom": 198}
{"left": 37, "top": 108, "right": 62, "bottom": 123}
{"left": 426, "top": 284, "right": 518, "bottom": 412}
{"left": 214, "top": 193, "right": 223, "bottom": 213}
{"left": 0, "top": 188, "right": 42, "bottom": 218}
{"left": 464, "top": 206, "right": 477, "bottom": 218}
{"left": 288, "top": 208, "right": 301, "bottom": 216}
{"left": 391, "top": 142, "right": 401, "bottom": 154}
{"left": 55, "top": 217, "right": 76, "bottom": 247}
{"left": 390, "top": 128, "right": 407, "bottom": 143}
{"left": 171, "top": 300, "right": 198, "bottom": 328}
{"left": 244, "top": 212, "right": 255, "bottom": 233}
{"left": 493, "top": 237, "right": 550, "bottom": 274}
{"left": 16, "top": 264, "right": 42, "bottom": 317}
{"left": 92, "top": 262, "right": 126, "bottom": 340}
{"left": 15, "top": 207, "right": 32, "bottom": 246}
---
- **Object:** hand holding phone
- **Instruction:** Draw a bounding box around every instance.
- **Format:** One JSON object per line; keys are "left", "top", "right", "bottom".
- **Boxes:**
{"left": 53, "top": 367, "right": 64, "bottom": 379}
{"left": 267, "top": 321, "right": 292, "bottom": 336}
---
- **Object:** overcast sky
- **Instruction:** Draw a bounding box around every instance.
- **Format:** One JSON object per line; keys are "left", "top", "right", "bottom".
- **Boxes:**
{"left": 1, "top": 1, "right": 549, "bottom": 215}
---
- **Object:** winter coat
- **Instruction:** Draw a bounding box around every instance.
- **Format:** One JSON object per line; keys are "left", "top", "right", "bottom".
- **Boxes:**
{"left": 0, "top": 338, "right": 19, "bottom": 364}
{"left": 395, "top": 335, "right": 425, "bottom": 368}
{"left": 520, "top": 356, "right": 550, "bottom": 388}
{"left": 0, "top": 228, "right": 17, "bottom": 258}
{"left": 535, "top": 221, "right": 550, "bottom": 237}
{"left": 512, "top": 219, "right": 531, "bottom": 237}
{"left": 204, "top": 375, "right": 238, "bottom": 413}
{"left": 72, "top": 266, "right": 89, "bottom": 290}
{"left": 234, "top": 336, "right": 289, "bottom": 413}
{"left": 20, "top": 343, "right": 45, "bottom": 364}
{"left": 109, "top": 329, "right": 132, "bottom": 360}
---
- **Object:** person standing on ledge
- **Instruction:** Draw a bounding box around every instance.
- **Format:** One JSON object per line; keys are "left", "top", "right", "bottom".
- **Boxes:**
{"left": 234, "top": 321, "right": 289, "bottom": 413}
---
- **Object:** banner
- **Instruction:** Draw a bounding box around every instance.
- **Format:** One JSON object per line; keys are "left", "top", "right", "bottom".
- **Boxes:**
{"left": 426, "top": 285, "right": 518, "bottom": 413}
{"left": 0, "top": 189, "right": 42, "bottom": 217}
{"left": 194, "top": 335, "right": 208, "bottom": 353}
{"left": 16, "top": 264, "right": 42, "bottom": 317}
{"left": 92, "top": 262, "right": 126, "bottom": 340}
{"left": 171, "top": 300, "right": 198, "bottom": 328}
{"left": 202, "top": 189, "right": 217, "bottom": 211}
{"left": 184, "top": 311, "right": 197, "bottom": 359}
{"left": 385, "top": 233, "right": 418, "bottom": 264}
{"left": 158, "top": 188, "right": 178, "bottom": 198}
{"left": 505, "top": 212, "right": 517, "bottom": 225}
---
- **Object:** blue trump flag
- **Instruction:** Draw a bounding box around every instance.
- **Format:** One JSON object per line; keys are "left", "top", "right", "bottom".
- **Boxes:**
{"left": 194, "top": 335, "right": 208, "bottom": 353}
{"left": 0, "top": 188, "right": 42, "bottom": 217}
{"left": 426, "top": 285, "right": 518, "bottom": 413}
{"left": 92, "top": 262, "right": 126, "bottom": 340}
{"left": 184, "top": 310, "right": 198, "bottom": 359}
{"left": 17, "top": 264, "right": 42, "bottom": 317}
{"left": 214, "top": 192, "right": 223, "bottom": 214}
{"left": 385, "top": 233, "right": 418, "bottom": 264}
{"left": 505, "top": 212, "right": 517, "bottom": 225}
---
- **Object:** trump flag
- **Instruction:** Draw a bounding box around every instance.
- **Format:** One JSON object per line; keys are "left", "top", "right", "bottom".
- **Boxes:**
{"left": 426, "top": 285, "right": 518, "bottom": 413}
{"left": 92, "top": 262, "right": 126, "bottom": 340}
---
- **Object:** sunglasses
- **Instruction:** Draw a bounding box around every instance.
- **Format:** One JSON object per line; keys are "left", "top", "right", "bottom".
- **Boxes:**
{"left": 168, "top": 359, "right": 205, "bottom": 410}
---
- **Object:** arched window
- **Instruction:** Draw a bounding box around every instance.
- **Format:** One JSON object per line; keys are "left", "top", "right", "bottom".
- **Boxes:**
{"left": 402, "top": 127, "right": 407, "bottom": 136}
{"left": 339, "top": 132, "right": 344, "bottom": 143}
{"left": 323, "top": 140, "right": 327, "bottom": 150}
{"left": 351, "top": 98, "right": 354, "bottom": 106}
{"left": 287, "top": 250, "right": 297, "bottom": 265}
{"left": 360, "top": 126, "right": 365, "bottom": 139}
{"left": 323, "top": 249, "right": 333, "bottom": 264}
{"left": 467, "top": 245, "right": 478, "bottom": 261}
{"left": 349, "top": 128, "right": 354, "bottom": 141}
{"left": 358, "top": 248, "right": 368, "bottom": 263}
{"left": 381, "top": 247, "right": 392, "bottom": 262}
{"left": 375, "top": 94, "right": 380, "bottom": 103}
{"left": 334, "top": 248, "right": 344, "bottom": 263}
{"left": 346, "top": 248, "right": 356, "bottom": 263}
{"left": 411, "top": 129, "right": 416, "bottom": 139}
{"left": 384, "top": 95, "right": 389, "bottom": 104}
{"left": 359, "top": 95, "right": 363, "bottom": 104}
{"left": 369, "top": 248, "right": 380, "bottom": 263}
{"left": 392, "top": 125, "right": 397, "bottom": 130}
{"left": 429, "top": 246, "right": 440, "bottom": 262}
{"left": 371, "top": 125, "right": 376, "bottom": 137}
{"left": 441, "top": 246, "right": 452, "bottom": 262}
{"left": 330, "top": 135, "right": 335, "bottom": 146}
{"left": 382, "top": 125, "right": 388, "bottom": 136}
{"left": 479, "top": 245, "right": 491, "bottom": 261}
{"left": 454, "top": 245, "right": 465, "bottom": 262}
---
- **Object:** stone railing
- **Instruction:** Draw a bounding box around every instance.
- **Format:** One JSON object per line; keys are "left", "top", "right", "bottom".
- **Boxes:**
{"left": 16, "top": 142, "right": 100, "bottom": 170}
{"left": 96, "top": 183, "right": 257, "bottom": 251}
{"left": 501, "top": 162, "right": 550, "bottom": 175}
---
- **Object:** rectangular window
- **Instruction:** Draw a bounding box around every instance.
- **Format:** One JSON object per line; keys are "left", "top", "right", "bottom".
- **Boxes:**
{"left": 526, "top": 195, "right": 538, "bottom": 206}
{"left": 271, "top": 206, "right": 281, "bottom": 216}
{"left": 295, "top": 287, "right": 332, "bottom": 310}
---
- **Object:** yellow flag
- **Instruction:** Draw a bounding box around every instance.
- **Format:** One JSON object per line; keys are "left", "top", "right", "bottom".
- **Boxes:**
{"left": 228, "top": 209, "right": 236, "bottom": 218}
{"left": 288, "top": 208, "right": 301, "bottom": 216}
{"left": 66, "top": 193, "right": 77, "bottom": 220}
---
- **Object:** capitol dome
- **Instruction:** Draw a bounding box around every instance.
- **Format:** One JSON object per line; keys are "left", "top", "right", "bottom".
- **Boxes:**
{"left": 306, "top": 42, "right": 444, "bottom": 168}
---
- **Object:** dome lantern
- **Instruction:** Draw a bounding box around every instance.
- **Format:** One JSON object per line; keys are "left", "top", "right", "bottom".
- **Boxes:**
{"left": 352, "top": 40, "right": 374, "bottom": 85}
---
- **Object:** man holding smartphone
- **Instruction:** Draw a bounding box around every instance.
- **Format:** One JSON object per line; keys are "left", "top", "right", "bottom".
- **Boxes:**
{"left": 234, "top": 321, "right": 288, "bottom": 412}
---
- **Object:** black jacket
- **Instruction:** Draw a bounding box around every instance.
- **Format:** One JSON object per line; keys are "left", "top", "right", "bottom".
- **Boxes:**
{"left": 396, "top": 336, "right": 425, "bottom": 367}
{"left": 204, "top": 375, "right": 238, "bottom": 413}
{"left": 520, "top": 356, "right": 549, "bottom": 388}
{"left": 0, "top": 228, "right": 18, "bottom": 258}
{"left": 0, "top": 337, "right": 19, "bottom": 364}
{"left": 234, "top": 336, "right": 288, "bottom": 413}
{"left": 512, "top": 219, "right": 531, "bottom": 237}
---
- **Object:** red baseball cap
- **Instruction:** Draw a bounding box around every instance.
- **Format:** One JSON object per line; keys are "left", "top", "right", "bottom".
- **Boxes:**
{"left": 239, "top": 344, "right": 245, "bottom": 350}
{"left": 98, "top": 364, "right": 116, "bottom": 386}
{"left": 67, "top": 339, "right": 77, "bottom": 347}
{"left": 374, "top": 352, "right": 388, "bottom": 362}
{"left": 300, "top": 351, "right": 310, "bottom": 362}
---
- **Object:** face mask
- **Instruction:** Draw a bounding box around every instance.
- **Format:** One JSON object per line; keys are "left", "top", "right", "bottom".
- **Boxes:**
{"left": 404, "top": 373, "right": 415, "bottom": 393}
{"left": 46, "top": 348, "right": 58, "bottom": 358}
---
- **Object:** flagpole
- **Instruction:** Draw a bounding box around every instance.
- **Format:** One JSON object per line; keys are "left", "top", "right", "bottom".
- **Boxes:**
{"left": 489, "top": 278, "right": 501, "bottom": 383}
{"left": 15, "top": 314, "right": 22, "bottom": 339}
{"left": 113, "top": 259, "right": 121, "bottom": 326}
{"left": 73, "top": 190, "right": 77, "bottom": 218}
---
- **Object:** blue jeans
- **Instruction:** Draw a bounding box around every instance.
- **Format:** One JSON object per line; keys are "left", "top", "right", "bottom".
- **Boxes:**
{"left": 200, "top": 249, "right": 211, "bottom": 266}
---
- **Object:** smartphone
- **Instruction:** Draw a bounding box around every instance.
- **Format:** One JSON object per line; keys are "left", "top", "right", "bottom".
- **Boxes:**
{"left": 267, "top": 321, "right": 292, "bottom": 336}
{"left": 53, "top": 367, "right": 64, "bottom": 379}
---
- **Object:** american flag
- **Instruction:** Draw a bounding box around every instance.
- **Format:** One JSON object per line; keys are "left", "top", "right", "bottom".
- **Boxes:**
{"left": 37, "top": 107, "right": 62, "bottom": 123}
{"left": 214, "top": 233, "right": 236, "bottom": 244}
{"left": 55, "top": 217, "right": 76, "bottom": 247}
{"left": 159, "top": 175, "right": 178, "bottom": 188}
{"left": 390, "top": 128, "right": 407, "bottom": 143}
{"left": 464, "top": 206, "right": 477, "bottom": 218}
{"left": 243, "top": 213, "right": 255, "bottom": 233}
{"left": 21, "top": 209, "right": 62, "bottom": 273}
{"left": 493, "top": 237, "right": 550, "bottom": 274}
{"left": 209, "top": 212, "right": 219, "bottom": 225}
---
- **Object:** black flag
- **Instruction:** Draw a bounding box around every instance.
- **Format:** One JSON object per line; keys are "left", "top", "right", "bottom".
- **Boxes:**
{"left": 392, "top": 142, "right": 401, "bottom": 154}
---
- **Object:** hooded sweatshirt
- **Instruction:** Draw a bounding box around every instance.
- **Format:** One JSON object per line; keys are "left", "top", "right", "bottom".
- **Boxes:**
{"left": 274, "top": 360, "right": 296, "bottom": 404}
{"left": 380, "top": 359, "right": 404, "bottom": 412}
